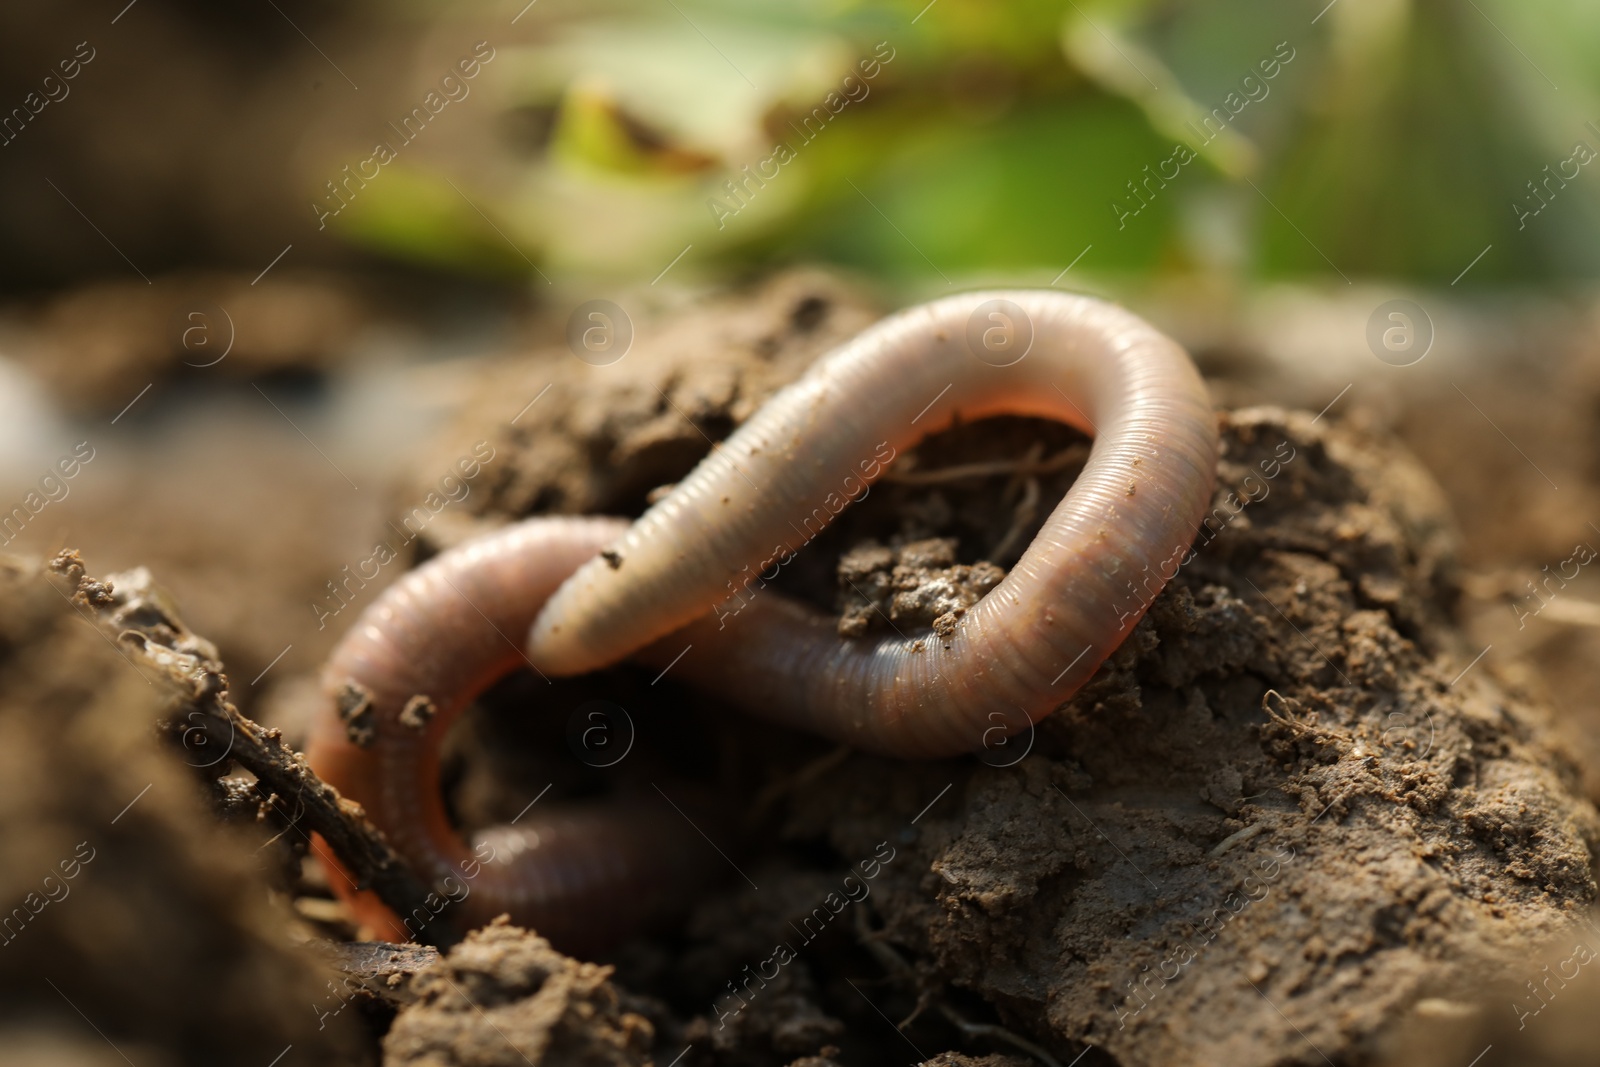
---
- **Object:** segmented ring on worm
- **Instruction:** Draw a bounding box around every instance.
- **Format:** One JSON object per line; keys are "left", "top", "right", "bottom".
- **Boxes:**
{"left": 532, "top": 290, "right": 1220, "bottom": 757}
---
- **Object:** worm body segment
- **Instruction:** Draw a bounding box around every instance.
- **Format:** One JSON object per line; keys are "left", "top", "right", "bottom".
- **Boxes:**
{"left": 532, "top": 290, "right": 1220, "bottom": 757}
{"left": 306, "top": 517, "right": 715, "bottom": 951}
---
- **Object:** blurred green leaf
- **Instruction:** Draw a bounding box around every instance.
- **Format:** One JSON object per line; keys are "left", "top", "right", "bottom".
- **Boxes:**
{"left": 332, "top": 166, "right": 541, "bottom": 278}
{"left": 1258, "top": 0, "right": 1595, "bottom": 284}
{"left": 317, "top": 0, "right": 1600, "bottom": 288}
{"left": 777, "top": 97, "right": 1189, "bottom": 278}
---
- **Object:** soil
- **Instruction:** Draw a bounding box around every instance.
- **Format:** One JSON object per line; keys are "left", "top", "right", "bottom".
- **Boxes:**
{"left": 0, "top": 555, "right": 371, "bottom": 1065}
{"left": 391, "top": 273, "right": 1600, "bottom": 1065}
{"left": 384, "top": 918, "right": 659, "bottom": 1067}
{"left": 0, "top": 272, "right": 376, "bottom": 416}
{"left": 4, "top": 270, "right": 1600, "bottom": 1066}
{"left": 391, "top": 269, "right": 886, "bottom": 552}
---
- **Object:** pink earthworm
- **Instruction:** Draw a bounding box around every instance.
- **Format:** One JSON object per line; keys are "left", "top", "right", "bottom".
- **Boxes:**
{"left": 531, "top": 289, "right": 1219, "bottom": 757}
{"left": 307, "top": 290, "right": 1216, "bottom": 944}
{"left": 305, "top": 516, "right": 721, "bottom": 951}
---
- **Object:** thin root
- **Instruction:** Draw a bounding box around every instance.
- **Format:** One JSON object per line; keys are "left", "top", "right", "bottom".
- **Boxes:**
{"left": 750, "top": 744, "right": 853, "bottom": 823}
{"left": 884, "top": 444, "right": 1088, "bottom": 486}
{"left": 938, "top": 1003, "right": 1069, "bottom": 1067}
{"left": 853, "top": 901, "right": 1068, "bottom": 1067}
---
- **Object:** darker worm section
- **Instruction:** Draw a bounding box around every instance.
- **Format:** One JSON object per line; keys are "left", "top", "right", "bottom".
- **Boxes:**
{"left": 306, "top": 516, "right": 721, "bottom": 953}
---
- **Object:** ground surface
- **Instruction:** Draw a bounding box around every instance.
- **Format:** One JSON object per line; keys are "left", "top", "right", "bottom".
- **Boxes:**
{"left": 2, "top": 272, "right": 1599, "bottom": 1066}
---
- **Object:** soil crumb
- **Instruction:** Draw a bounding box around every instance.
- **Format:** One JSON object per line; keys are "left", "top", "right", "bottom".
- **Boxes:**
{"left": 835, "top": 537, "right": 1006, "bottom": 639}
{"left": 384, "top": 918, "right": 656, "bottom": 1066}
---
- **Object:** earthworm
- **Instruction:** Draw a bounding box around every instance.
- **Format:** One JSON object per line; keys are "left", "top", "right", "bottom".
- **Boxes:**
{"left": 531, "top": 289, "right": 1219, "bottom": 757}
{"left": 305, "top": 516, "right": 721, "bottom": 951}
{"left": 308, "top": 290, "right": 1216, "bottom": 944}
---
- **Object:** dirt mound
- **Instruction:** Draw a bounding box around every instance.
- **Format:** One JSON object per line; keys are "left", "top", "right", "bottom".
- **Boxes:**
{"left": 768, "top": 413, "right": 1599, "bottom": 1066}
{"left": 398, "top": 276, "right": 1600, "bottom": 1065}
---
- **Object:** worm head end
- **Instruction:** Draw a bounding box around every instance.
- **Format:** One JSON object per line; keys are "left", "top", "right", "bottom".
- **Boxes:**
{"left": 525, "top": 565, "right": 620, "bottom": 677}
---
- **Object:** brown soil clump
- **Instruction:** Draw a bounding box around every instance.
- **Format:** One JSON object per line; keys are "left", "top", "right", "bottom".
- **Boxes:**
{"left": 0, "top": 272, "right": 373, "bottom": 415}
{"left": 395, "top": 270, "right": 884, "bottom": 555}
{"left": 0, "top": 553, "right": 370, "bottom": 1064}
{"left": 764, "top": 408, "right": 1595, "bottom": 1066}
{"left": 399, "top": 276, "right": 1600, "bottom": 1066}
{"left": 384, "top": 918, "right": 657, "bottom": 1067}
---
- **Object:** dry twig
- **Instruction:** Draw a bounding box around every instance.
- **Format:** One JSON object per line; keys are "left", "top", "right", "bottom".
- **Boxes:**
{"left": 47, "top": 549, "right": 459, "bottom": 947}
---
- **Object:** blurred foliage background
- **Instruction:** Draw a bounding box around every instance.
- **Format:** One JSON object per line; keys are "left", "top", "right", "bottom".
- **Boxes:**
{"left": 7, "top": 0, "right": 1600, "bottom": 788}
{"left": 4, "top": 0, "right": 1600, "bottom": 294}
{"left": 321, "top": 0, "right": 1600, "bottom": 288}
